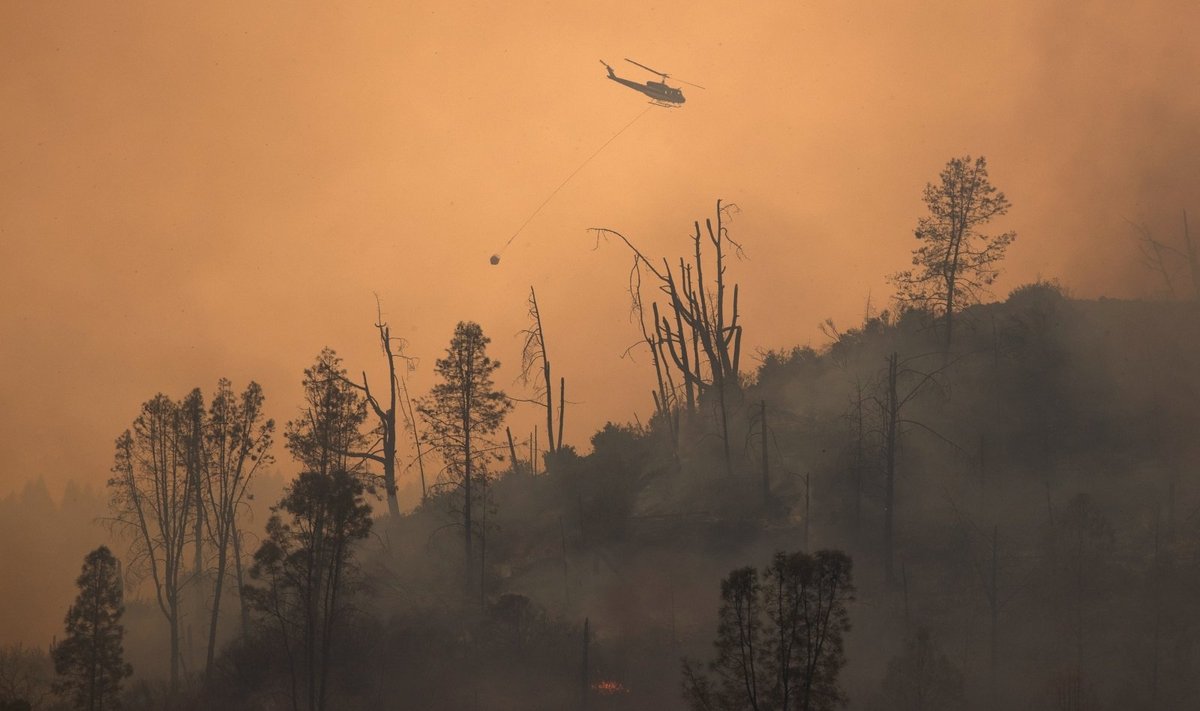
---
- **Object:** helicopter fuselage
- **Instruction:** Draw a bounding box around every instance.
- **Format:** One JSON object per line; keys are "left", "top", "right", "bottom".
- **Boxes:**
{"left": 604, "top": 67, "right": 685, "bottom": 105}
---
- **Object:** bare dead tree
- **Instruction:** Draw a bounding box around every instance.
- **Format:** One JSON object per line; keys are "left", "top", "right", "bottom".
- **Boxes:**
{"left": 398, "top": 368, "right": 429, "bottom": 503}
{"left": 1134, "top": 221, "right": 1178, "bottom": 298}
{"left": 1131, "top": 210, "right": 1199, "bottom": 300}
{"left": 847, "top": 378, "right": 869, "bottom": 541}
{"left": 520, "top": 287, "right": 566, "bottom": 455}
{"left": 873, "top": 351, "right": 965, "bottom": 584}
{"left": 594, "top": 200, "right": 745, "bottom": 477}
{"left": 336, "top": 305, "right": 417, "bottom": 518}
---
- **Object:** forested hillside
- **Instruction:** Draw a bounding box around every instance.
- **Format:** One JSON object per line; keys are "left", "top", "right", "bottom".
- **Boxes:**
{"left": 6, "top": 281, "right": 1199, "bottom": 710}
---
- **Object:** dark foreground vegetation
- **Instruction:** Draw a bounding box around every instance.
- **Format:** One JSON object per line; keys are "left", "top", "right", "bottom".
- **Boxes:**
{"left": 4, "top": 159, "right": 1200, "bottom": 710}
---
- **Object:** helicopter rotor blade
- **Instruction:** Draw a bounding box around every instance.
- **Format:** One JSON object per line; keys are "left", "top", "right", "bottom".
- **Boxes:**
{"left": 624, "top": 57, "right": 705, "bottom": 89}
{"left": 624, "top": 58, "right": 667, "bottom": 78}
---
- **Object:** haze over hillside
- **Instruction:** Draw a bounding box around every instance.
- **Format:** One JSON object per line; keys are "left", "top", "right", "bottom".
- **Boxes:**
{"left": 3, "top": 2, "right": 1200, "bottom": 710}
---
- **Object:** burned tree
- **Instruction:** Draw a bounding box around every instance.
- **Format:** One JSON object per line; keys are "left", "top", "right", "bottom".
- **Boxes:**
{"left": 595, "top": 200, "right": 744, "bottom": 476}
{"left": 520, "top": 286, "right": 566, "bottom": 456}
{"left": 849, "top": 378, "right": 870, "bottom": 540}
{"left": 874, "top": 352, "right": 961, "bottom": 584}
{"left": 336, "top": 312, "right": 415, "bottom": 519}
{"left": 398, "top": 366, "right": 429, "bottom": 503}
{"left": 1131, "top": 210, "right": 1199, "bottom": 300}
{"left": 1040, "top": 493, "right": 1115, "bottom": 699}
{"left": 875, "top": 629, "right": 965, "bottom": 711}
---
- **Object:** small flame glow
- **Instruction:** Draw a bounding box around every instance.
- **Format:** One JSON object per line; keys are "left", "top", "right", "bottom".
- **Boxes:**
{"left": 591, "top": 680, "right": 630, "bottom": 696}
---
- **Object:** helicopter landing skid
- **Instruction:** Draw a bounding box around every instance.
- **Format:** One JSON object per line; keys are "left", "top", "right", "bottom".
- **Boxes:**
{"left": 649, "top": 100, "right": 680, "bottom": 108}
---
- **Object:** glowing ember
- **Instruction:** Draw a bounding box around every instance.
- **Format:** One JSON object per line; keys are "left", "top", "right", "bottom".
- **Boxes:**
{"left": 591, "top": 680, "right": 630, "bottom": 696}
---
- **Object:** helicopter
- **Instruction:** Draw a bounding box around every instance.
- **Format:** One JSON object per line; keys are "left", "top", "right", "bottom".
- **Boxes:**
{"left": 600, "top": 58, "right": 703, "bottom": 107}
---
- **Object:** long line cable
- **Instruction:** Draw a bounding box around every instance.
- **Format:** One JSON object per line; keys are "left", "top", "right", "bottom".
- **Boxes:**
{"left": 493, "top": 105, "right": 654, "bottom": 261}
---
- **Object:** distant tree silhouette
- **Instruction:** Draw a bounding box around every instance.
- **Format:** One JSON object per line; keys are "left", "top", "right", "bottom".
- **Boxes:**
{"left": 1041, "top": 493, "right": 1114, "bottom": 699}
{"left": 890, "top": 156, "right": 1015, "bottom": 347}
{"left": 285, "top": 349, "right": 370, "bottom": 479}
{"left": 874, "top": 628, "right": 965, "bottom": 711}
{"left": 1131, "top": 210, "right": 1198, "bottom": 300}
{"left": 247, "top": 470, "right": 373, "bottom": 711}
{"left": 200, "top": 379, "right": 274, "bottom": 675}
{"left": 52, "top": 546, "right": 131, "bottom": 711}
{"left": 683, "top": 550, "right": 854, "bottom": 711}
{"left": 418, "top": 321, "right": 513, "bottom": 596}
{"left": 0, "top": 645, "right": 53, "bottom": 710}
{"left": 872, "top": 351, "right": 961, "bottom": 585}
{"left": 108, "top": 395, "right": 195, "bottom": 694}
{"left": 178, "top": 389, "right": 208, "bottom": 666}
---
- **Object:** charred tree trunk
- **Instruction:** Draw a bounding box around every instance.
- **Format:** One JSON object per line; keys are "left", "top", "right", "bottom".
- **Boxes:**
{"left": 883, "top": 352, "right": 899, "bottom": 585}
{"left": 760, "top": 400, "right": 770, "bottom": 509}
{"left": 557, "top": 377, "right": 566, "bottom": 453}
{"left": 399, "top": 372, "right": 427, "bottom": 503}
{"left": 1185, "top": 210, "right": 1199, "bottom": 301}
{"left": 506, "top": 426, "right": 519, "bottom": 474}
{"left": 595, "top": 201, "right": 744, "bottom": 475}
{"left": 463, "top": 384, "right": 474, "bottom": 595}
{"left": 523, "top": 287, "right": 567, "bottom": 455}
{"left": 339, "top": 316, "right": 406, "bottom": 517}
{"left": 580, "top": 618, "right": 591, "bottom": 710}
{"left": 373, "top": 321, "right": 402, "bottom": 518}
{"left": 853, "top": 381, "right": 866, "bottom": 540}
{"left": 232, "top": 527, "right": 250, "bottom": 636}
{"left": 989, "top": 525, "right": 999, "bottom": 704}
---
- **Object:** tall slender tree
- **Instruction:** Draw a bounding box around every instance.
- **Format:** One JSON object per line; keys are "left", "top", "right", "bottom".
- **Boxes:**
{"left": 873, "top": 352, "right": 961, "bottom": 584}
{"left": 107, "top": 395, "right": 194, "bottom": 693}
{"left": 247, "top": 470, "right": 373, "bottom": 711}
{"left": 520, "top": 287, "right": 566, "bottom": 456}
{"left": 418, "top": 321, "right": 513, "bottom": 595}
{"left": 890, "top": 156, "right": 1016, "bottom": 347}
{"left": 200, "top": 379, "right": 274, "bottom": 675}
{"left": 52, "top": 546, "right": 132, "bottom": 711}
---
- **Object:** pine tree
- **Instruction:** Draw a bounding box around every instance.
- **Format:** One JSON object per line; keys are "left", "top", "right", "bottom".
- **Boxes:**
{"left": 418, "top": 321, "right": 513, "bottom": 595}
{"left": 52, "top": 546, "right": 132, "bottom": 711}
{"left": 890, "top": 155, "right": 1016, "bottom": 347}
{"left": 285, "top": 348, "right": 369, "bottom": 478}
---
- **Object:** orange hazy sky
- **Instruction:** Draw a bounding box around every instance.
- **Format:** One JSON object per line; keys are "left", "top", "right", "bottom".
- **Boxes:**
{"left": 2, "top": 1, "right": 1198, "bottom": 502}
